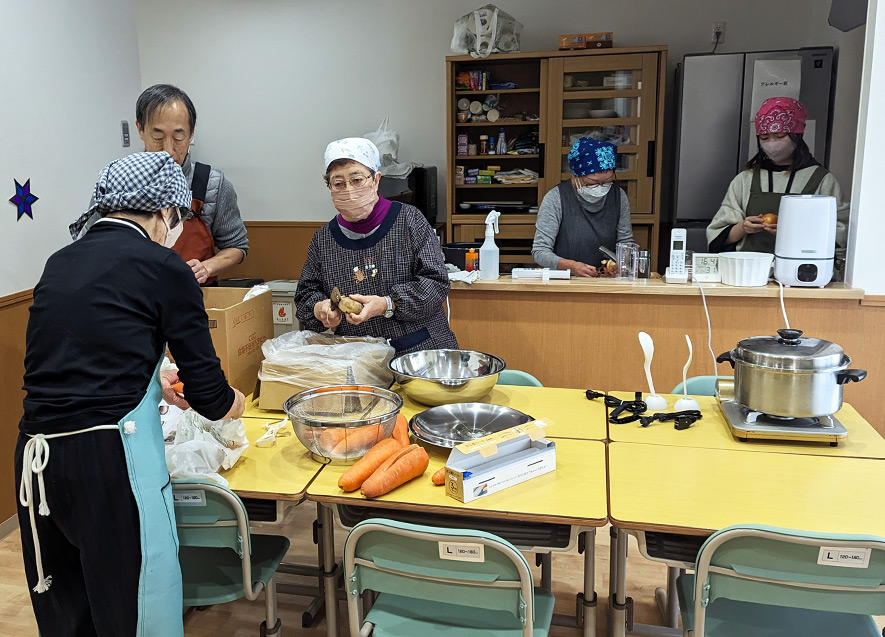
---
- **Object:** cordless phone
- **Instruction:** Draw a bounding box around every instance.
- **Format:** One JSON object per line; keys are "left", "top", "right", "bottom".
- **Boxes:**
{"left": 664, "top": 228, "right": 689, "bottom": 284}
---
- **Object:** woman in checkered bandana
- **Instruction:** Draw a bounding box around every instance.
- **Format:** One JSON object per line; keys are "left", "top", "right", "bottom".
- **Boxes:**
{"left": 294, "top": 138, "right": 457, "bottom": 353}
{"left": 532, "top": 136, "right": 634, "bottom": 277}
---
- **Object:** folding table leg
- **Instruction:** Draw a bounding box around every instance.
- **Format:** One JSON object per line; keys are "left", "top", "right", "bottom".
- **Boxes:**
{"left": 319, "top": 503, "right": 338, "bottom": 637}
{"left": 579, "top": 529, "right": 597, "bottom": 637}
{"left": 610, "top": 527, "right": 629, "bottom": 637}
{"left": 654, "top": 566, "right": 682, "bottom": 628}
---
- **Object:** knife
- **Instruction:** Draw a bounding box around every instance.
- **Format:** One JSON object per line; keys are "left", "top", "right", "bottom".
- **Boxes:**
{"left": 599, "top": 246, "right": 617, "bottom": 262}
{"left": 330, "top": 286, "right": 342, "bottom": 310}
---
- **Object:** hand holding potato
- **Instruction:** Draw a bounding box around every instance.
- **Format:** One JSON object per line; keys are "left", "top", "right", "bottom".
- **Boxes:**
{"left": 314, "top": 299, "right": 342, "bottom": 329}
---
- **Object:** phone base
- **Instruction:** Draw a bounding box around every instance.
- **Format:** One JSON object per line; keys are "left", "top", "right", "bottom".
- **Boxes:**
{"left": 664, "top": 268, "right": 689, "bottom": 284}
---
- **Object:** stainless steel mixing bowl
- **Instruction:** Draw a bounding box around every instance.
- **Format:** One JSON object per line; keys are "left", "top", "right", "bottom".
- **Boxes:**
{"left": 284, "top": 385, "right": 402, "bottom": 464}
{"left": 388, "top": 349, "right": 506, "bottom": 406}
{"left": 409, "top": 403, "right": 533, "bottom": 447}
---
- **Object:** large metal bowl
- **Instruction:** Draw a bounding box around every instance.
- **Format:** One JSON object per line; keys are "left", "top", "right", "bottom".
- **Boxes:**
{"left": 284, "top": 385, "right": 402, "bottom": 464}
{"left": 409, "top": 403, "right": 533, "bottom": 447}
{"left": 388, "top": 349, "right": 506, "bottom": 406}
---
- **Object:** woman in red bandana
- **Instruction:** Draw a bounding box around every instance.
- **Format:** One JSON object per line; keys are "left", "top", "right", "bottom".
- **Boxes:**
{"left": 706, "top": 97, "right": 848, "bottom": 253}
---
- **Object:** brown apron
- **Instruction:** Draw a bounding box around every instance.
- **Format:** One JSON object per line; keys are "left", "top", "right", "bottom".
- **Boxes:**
{"left": 741, "top": 166, "right": 828, "bottom": 253}
{"left": 171, "top": 161, "right": 218, "bottom": 285}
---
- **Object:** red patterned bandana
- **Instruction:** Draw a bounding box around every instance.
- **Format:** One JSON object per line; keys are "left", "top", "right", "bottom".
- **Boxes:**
{"left": 755, "top": 97, "right": 807, "bottom": 135}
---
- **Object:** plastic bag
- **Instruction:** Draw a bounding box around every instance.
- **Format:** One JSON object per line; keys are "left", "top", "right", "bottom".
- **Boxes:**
{"left": 364, "top": 118, "right": 415, "bottom": 178}
{"left": 259, "top": 330, "right": 394, "bottom": 390}
{"left": 243, "top": 283, "right": 270, "bottom": 300}
{"left": 165, "top": 410, "right": 250, "bottom": 486}
{"left": 451, "top": 4, "right": 523, "bottom": 59}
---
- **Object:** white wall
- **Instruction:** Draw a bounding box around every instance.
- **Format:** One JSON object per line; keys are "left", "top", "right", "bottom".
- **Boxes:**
{"left": 846, "top": 0, "right": 885, "bottom": 295}
{"left": 135, "top": 0, "right": 863, "bottom": 224}
{"left": 0, "top": 0, "right": 142, "bottom": 297}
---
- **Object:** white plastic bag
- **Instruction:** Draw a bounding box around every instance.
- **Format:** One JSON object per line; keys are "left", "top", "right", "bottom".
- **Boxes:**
{"left": 165, "top": 410, "right": 250, "bottom": 486}
{"left": 243, "top": 283, "right": 270, "bottom": 300}
{"left": 451, "top": 4, "right": 523, "bottom": 59}
{"left": 259, "top": 330, "right": 394, "bottom": 390}
{"left": 364, "top": 118, "right": 415, "bottom": 178}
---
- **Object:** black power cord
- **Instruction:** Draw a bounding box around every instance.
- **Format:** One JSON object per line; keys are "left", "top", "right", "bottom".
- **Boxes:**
{"left": 711, "top": 30, "right": 721, "bottom": 54}
{"left": 639, "top": 410, "right": 703, "bottom": 430}
{"left": 586, "top": 390, "right": 649, "bottom": 424}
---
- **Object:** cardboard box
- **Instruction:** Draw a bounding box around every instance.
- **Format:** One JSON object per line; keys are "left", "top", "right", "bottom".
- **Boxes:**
{"left": 202, "top": 287, "right": 274, "bottom": 395}
{"left": 255, "top": 362, "right": 303, "bottom": 411}
{"left": 444, "top": 420, "right": 556, "bottom": 503}
{"left": 558, "top": 32, "right": 614, "bottom": 50}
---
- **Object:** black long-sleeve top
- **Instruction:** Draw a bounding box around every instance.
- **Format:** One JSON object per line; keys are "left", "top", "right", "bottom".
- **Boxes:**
{"left": 20, "top": 217, "right": 234, "bottom": 435}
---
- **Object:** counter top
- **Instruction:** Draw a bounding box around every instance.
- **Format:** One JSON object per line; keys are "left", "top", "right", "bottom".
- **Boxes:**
{"left": 450, "top": 276, "right": 864, "bottom": 299}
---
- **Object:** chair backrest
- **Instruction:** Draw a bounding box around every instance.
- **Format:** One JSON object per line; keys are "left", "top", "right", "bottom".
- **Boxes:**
{"left": 692, "top": 525, "right": 885, "bottom": 635}
{"left": 670, "top": 375, "right": 731, "bottom": 396}
{"left": 171, "top": 478, "right": 250, "bottom": 558}
{"left": 344, "top": 518, "right": 537, "bottom": 634}
{"left": 498, "top": 369, "right": 543, "bottom": 387}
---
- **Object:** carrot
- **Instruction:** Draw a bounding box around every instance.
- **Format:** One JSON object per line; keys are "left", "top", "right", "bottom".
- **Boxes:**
{"left": 331, "top": 424, "right": 385, "bottom": 457}
{"left": 392, "top": 413, "right": 409, "bottom": 447}
{"left": 361, "top": 444, "right": 429, "bottom": 498}
{"left": 338, "top": 438, "right": 402, "bottom": 492}
{"left": 431, "top": 467, "right": 446, "bottom": 486}
{"left": 317, "top": 427, "right": 347, "bottom": 453}
{"left": 171, "top": 381, "right": 184, "bottom": 394}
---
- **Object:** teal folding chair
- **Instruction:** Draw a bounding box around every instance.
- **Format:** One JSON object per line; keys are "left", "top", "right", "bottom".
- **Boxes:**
{"left": 498, "top": 369, "right": 543, "bottom": 387}
{"left": 676, "top": 524, "right": 885, "bottom": 636}
{"left": 670, "top": 375, "right": 732, "bottom": 396}
{"left": 172, "top": 478, "right": 290, "bottom": 636}
{"left": 344, "top": 518, "right": 555, "bottom": 636}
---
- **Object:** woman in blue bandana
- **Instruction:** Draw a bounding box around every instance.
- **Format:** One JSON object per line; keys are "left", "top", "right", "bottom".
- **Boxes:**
{"left": 532, "top": 137, "right": 633, "bottom": 276}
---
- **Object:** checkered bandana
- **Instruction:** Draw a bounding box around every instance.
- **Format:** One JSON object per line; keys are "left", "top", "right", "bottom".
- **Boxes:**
{"left": 69, "top": 151, "right": 192, "bottom": 240}
{"left": 567, "top": 137, "right": 618, "bottom": 177}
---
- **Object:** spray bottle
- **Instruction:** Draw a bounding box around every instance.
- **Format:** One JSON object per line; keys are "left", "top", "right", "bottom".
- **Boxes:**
{"left": 479, "top": 209, "right": 501, "bottom": 280}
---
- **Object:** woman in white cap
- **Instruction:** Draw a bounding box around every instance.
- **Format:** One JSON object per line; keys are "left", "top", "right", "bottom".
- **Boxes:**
{"left": 295, "top": 137, "right": 457, "bottom": 353}
{"left": 17, "top": 151, "right": 245, "bottom": 636}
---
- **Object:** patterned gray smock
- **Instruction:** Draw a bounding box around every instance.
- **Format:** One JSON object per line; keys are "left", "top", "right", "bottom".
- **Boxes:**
{"left": 295, "top": 202, "right": 458, "bottom": 353}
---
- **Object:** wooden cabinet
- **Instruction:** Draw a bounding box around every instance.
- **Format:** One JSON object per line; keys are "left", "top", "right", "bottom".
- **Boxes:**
{"left": 446, "top": 46, "right": 667, "bottom": 270}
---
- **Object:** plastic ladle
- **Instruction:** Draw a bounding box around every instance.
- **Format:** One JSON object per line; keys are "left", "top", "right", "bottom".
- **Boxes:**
{"left": 638, "top": 331, "right": 668, "bottom": 410}
{"left": 675, "top": 334, "right": 701, "bottom": 412}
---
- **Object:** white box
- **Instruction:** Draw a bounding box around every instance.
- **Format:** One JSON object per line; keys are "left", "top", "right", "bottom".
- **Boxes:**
{"left": 444, "top": 420, "right": 556, "bottom": 503}
{"left": 511, "top": 268, "right": 570, "bottom": 279}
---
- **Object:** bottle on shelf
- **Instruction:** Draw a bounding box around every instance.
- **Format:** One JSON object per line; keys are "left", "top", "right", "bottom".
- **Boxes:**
{"left": 465, "top": 248, "right": 478, "bottom": 272}
{"left": 496, "top": 127, "right": 507, "bottom": 154}
{"left": 479, "top": 134, "right": 489, "bottom": 155}
{"left": 488, "top": 136, "right": 496, "bottom": 155}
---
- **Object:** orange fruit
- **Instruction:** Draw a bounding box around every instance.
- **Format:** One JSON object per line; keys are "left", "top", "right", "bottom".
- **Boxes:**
{"left": 762, "top": 213, "right": 778, "bottom": 225}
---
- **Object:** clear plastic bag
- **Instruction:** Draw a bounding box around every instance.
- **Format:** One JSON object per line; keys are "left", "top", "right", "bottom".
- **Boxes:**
{"left": 451, "top": 4, "right": 523, "bottom": 58}
{"left": 259, "top": 330, "right": 395, "bottom": 390}
{"left": 165, "top": 410, "right": 250, "bottom": 486}
{"left": 364, "top": 118, "right": 415, "bottom": 178}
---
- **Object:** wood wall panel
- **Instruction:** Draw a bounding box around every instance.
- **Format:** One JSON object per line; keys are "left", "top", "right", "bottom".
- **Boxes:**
{"left": 449, "top": 290, "right": 885, "bottom": 435}
{"left": 224, "top": 221, "right": 325, "bottom": 282}
{"left": 0, "top": 294, "right": 30, "bottom": 521}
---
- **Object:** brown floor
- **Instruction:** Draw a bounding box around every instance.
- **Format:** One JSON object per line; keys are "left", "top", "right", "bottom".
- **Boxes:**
{"left": 2, "top": 503, "right": 882, "bottom": 636}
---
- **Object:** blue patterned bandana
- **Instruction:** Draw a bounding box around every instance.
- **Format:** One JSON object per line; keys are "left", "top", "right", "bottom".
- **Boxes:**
{"left": 567, "top": 137, "right": 618, "bottom": 177}
{"left": 69, "top": 151, "right": 192, "bottom": 240}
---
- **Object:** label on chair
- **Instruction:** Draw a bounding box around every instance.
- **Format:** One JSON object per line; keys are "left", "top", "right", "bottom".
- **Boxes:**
{"left": 817, "top": 547, "right": 872, "bottom": 568}
{"left": 438, "top": 542, "right": 485, "bottom": 562}
{"left": 173, "top": 490, "right": 207, "bottom": 507}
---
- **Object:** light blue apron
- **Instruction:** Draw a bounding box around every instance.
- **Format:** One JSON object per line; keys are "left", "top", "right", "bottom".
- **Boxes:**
{"left": 117, "top": 357, "right": 183, "bottom": 636}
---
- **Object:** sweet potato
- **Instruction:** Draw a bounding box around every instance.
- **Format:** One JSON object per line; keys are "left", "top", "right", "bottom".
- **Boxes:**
{"left": 431, "top": 467, "right": 446, "bottom": 486}
{"left": 392, "top": 413, "right": 409, "bottom": 447}
{"left": 361, "top": 444, "right": 429, "bottom": 498}
{"left": 338, "top": 438, "right": 402, "bottom": 492}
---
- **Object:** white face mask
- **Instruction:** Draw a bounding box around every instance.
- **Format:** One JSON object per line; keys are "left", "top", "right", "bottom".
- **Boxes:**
{"left": 162, "top": 208, "right": 184, "bottom": 248}
{"left": 760, "top": 138, "right": 796, "bottom": 164}
{"left": 577, "top": 182, "right": 612, "bottom": 203}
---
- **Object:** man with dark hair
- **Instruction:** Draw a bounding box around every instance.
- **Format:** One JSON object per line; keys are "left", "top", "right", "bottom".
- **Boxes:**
{"left": 135, "top": 83, "right": 248, "bottom": 284}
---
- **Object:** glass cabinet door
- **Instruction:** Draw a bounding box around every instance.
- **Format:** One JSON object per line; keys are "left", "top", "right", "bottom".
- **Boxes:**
{"left": 547, "top": 53, "right": 660, "bottom": 217}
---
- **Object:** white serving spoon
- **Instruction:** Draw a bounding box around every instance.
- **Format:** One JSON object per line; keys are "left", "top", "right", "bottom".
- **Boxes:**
{"left": 675, "top": 334, "right": 701, "bottom": 411}
{"left": 638, "top": 331, "right": 668, "bottom": 410}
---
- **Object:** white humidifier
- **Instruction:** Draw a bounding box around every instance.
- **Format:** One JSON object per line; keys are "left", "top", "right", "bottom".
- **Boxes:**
{"left": 774, "top": 195, "right": 837, "bottom": 287}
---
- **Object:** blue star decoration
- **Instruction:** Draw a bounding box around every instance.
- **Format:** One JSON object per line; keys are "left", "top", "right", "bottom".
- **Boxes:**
{"left": 10, "top": 178, "right": 39, "bottom": 220}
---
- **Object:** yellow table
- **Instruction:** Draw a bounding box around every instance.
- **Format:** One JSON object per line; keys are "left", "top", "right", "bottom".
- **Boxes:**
{"left": 244, "top": 385, "right": 607, "bottom": 441}
{"left": 606, "top": 441, "right": 885, "bottom": 637}
{"left": 308, "top": 438, "right": 608, "bottom": 637}
{"left": 222, "top": 416, "right": 323, "bottom": 501}
{"left": 607, "top": 391, "right": 885, "bottom": 459}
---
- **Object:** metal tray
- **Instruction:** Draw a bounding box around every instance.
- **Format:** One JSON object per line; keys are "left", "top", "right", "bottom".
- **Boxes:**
{"left": 409, "top": 403, "right": 533, "bottom": 448}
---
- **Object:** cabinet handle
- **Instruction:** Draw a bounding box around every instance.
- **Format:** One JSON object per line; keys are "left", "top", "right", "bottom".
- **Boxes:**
{"left": 538, "top": 142, "right": 545, "bottom": 177}
{"left": 646, "top": 140, "right": 655, "bottom": 178}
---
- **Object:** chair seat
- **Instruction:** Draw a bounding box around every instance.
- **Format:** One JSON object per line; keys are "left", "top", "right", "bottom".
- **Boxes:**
{"left": 180, "top": 534, "right": 290, "bottom": 607}
{"left": 676, "top": 574, "right": 880, "bottom": 637}
{"left": 364, "top": 588, "right": 555, "bottom": 636}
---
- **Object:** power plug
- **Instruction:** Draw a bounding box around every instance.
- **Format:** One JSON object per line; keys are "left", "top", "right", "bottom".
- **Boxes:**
{"left": 711, "top": 21, "right": 726, "bottom": 44}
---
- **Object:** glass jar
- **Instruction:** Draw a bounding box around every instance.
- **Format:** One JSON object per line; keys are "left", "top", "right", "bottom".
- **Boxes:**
{"left": 479, "top": 135, "right": 489, "bottom": 155}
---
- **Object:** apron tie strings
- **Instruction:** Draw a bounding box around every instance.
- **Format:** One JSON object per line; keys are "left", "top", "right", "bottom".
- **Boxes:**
{"left": 19, "top": 424, "right": 119, "bottom": 594}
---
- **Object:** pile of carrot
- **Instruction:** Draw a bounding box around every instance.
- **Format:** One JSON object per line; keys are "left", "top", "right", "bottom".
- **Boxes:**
{"left": 337, "top": 413, "right": 432, "bottom": 497}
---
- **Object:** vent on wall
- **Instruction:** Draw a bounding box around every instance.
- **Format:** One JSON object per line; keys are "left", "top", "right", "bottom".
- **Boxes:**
{"left": 829, "top": 0, "right": 867, "bottom": 31}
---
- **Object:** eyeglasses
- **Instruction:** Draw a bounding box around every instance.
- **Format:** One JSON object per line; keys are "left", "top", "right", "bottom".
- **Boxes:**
{"left": 327, "top": 173, "right": 374, "bottom": 192}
